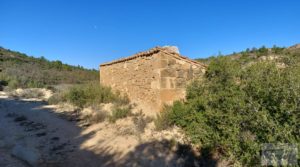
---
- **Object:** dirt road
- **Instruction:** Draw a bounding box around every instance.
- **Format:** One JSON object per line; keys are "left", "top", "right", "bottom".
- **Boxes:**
{"left": 0, "top": 93, "right": 118, "bottom": 167}
{"left": 0, "top": 92, "right": 213, "bottom": 167}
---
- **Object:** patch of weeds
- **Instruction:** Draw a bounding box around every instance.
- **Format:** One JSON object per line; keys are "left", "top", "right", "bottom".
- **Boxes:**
{"left": 48, "top": 92, "right": 66, "bottom": 105}
{"left": 154, "top": 106, "right": 173, "bottom": 131}
{"left": 63, "top": 83, "right": 130, "bottom": 109}
{"left": 109, "top": 105, "right": 132, "bottom": 123}
{"left": 132, "top": 110, "right": 153, "bottom": 134}
{"left": 92, "top": 111, "right": 107, "bottom": 123}
{"left": 24, "top": 90, "right": 44, "bottom": 99}
{"left": 83, "top": 110, "right": 108, "bottom": 124}
{"left": 117, "top": 127, "right": 135, "bottom": 136}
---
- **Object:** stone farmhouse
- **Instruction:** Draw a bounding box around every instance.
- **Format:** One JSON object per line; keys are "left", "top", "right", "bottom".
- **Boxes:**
{"left": 100, "top": 46, "right": 207, "bottom": 112}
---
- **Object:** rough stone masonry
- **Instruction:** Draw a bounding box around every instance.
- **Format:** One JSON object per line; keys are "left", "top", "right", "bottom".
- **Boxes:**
{"left": 100, "top": 46, "right": 206, "bottom": 112}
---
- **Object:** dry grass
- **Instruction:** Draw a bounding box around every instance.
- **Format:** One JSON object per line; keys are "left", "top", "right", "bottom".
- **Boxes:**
{"left": 132, "top": 111, "right": 153, "bottom": 134}
{"left": 82, "top": 110, "right": 108, "bottom": 124}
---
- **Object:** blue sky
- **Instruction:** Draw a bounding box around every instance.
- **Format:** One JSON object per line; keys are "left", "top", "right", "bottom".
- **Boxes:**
{"left": 1, "top": 0, "right": 300, "bottom": 69}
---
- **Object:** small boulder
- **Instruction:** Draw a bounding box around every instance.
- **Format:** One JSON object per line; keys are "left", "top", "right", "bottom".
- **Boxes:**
{"left": 11, "top": 145, "right": 41, "bottom": 167}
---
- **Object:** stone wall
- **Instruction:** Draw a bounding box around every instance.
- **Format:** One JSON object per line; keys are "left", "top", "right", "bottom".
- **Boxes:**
{"left": 158, "top": 52, "right": 205, "bottom": 106}
{"left": 100, "top": 52, "right": 162, "bottom": 111}
{"left": 100, "top": 47, "right": 206, "bottom": 113}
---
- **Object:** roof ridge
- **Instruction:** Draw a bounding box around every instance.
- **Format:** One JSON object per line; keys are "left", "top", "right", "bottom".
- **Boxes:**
{"left": 100, "top": 47, "right": 206, "bottom": 67}
{"left": 100, "top": 46, "right": 163, "bottom": 66}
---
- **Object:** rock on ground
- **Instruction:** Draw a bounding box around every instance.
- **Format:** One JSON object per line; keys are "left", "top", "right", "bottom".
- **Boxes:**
{"left": 11, "top": 144, "right": 41, "bottom": 167}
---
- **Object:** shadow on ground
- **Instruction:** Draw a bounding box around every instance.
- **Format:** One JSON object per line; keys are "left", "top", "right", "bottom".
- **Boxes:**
{"left": 0, "top": 98, "right": 219, "bottom": 167}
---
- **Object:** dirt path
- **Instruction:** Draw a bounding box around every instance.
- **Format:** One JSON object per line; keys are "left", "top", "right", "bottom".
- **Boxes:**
{"left": 0, "top": 91, "right": 214, "bottom": 167}
{"left": 0, "top": 93, "right": 112, "bottom": 167}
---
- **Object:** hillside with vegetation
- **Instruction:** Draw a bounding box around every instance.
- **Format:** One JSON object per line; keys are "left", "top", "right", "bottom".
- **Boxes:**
{"left": 157, "top": 44, "right": 300, "bottom": 166}
{"left": 197, "top": 44, "right": 300, "bottom": 66}
{"left": 0, "top": 44, "right": 299, "bottom": 166}
{"left": 0, "top": 47, "right": 99, "bottom": 89}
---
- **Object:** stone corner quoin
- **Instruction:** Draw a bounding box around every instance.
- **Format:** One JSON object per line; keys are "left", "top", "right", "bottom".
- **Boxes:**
{"left": 99, "top": 46, "right": 207, "bottom": 112}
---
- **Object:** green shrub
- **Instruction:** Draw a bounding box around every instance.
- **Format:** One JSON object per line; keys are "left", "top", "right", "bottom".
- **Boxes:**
{"left": 154, "top": 102, "right": 190, "bottom": 131}
{"left": 165, "top": 57, "right": 300, "bottom": 165}
{"left": 154, "top": 105, "right": 174, "bottom": 131}
{"left": 8, "top": 79, "right": 20, "bottom": 89}
{"left": 26, "top": 80, "right": 45, "bottom": 88}
{"left": 272, "top": 45, "right": 285, "bottom": 54}
{"left": 109, "top": 105, "right": 132, "bottom": 123}
{"left": 62, "top": 82, "right": 129, "bottom": 108}
{"left": 47, "top": 82, "right": 132, "bottom": 124}
{"left": 66, "top": 86, "right": 87, "bottom": 108}
{"left": 48, "top": 92, "right": 66, "bottom": 105}
{"left": 0, "top": 80, "right": 8, "bottom": 86}
{"left": 256, "top": 46, "right": 269, "bottom": 56}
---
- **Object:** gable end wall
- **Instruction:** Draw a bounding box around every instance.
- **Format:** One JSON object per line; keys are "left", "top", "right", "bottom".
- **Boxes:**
{"left": 100, "top": 51, "right": 205, "bottom": 112}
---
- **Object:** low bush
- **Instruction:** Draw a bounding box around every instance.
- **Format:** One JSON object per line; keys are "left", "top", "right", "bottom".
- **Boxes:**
{"left": 256, "top": 46, "right": 269, "bottom": 56}
{"left": 272, "top": 45, "right": 285, "bottom": 54}
{"left": 48, "top": 82, "right": 132, "bottom": 124}
{"left": 154, "top": 105, "right": 174, "bottom": 131}
{"left": 8, "top": 79, "right": 19, "bottom": 89}
{"left": 50, "top": 82, "right": 130, "bottom": 108}
{"left": 0, "top": 80, "right": 8, "bottom": 86}
{"left": 69, "top": 83, "right": 129, "bottom": 108}
{"left": 0, "top": 73, "right": 45, "bottom": 89}
{"left": 48, "top": 92, "right": 66, "bottom": 105}
{"left": 109, "top": 105, "right": 132, "bottom": 123}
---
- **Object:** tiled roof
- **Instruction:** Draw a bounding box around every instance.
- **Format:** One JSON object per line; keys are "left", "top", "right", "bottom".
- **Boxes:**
{"left": 100, "top": 47, "right": 206, "bottom": 67}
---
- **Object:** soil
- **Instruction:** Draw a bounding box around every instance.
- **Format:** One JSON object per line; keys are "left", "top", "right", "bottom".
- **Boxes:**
{"left": 0, "top": 90, "right": 215, "bottom": 167}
